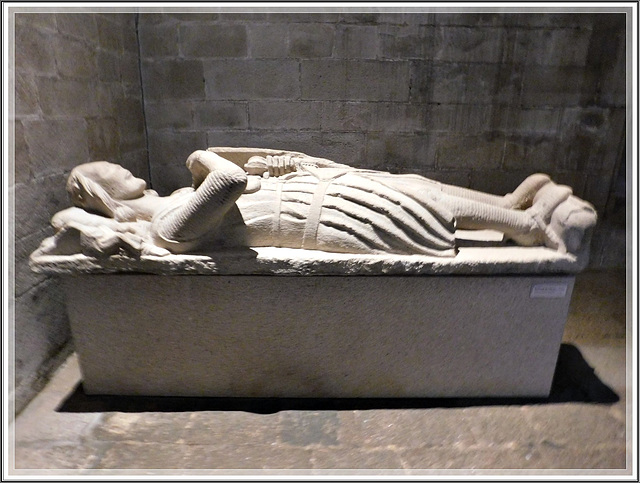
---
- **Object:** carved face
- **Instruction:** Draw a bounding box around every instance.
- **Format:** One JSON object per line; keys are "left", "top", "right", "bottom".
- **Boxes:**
{"left": 80, "top": 162, "right": 147, "bottom": 200}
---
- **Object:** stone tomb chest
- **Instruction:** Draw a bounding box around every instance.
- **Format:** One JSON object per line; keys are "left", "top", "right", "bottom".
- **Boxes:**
{"left": 30, "top": 147, "right": 597, "bottom": 398}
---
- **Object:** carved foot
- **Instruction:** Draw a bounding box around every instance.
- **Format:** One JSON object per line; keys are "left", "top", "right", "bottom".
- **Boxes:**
{"left": 504, "top": 173, "right": 552, "bottom": 209}
{"left": 526, "top": 183, "right": 596, "bottom": 254}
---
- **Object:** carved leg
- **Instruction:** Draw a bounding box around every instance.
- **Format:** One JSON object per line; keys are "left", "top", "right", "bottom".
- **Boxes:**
{"left": 434, "top": 193, "right": 545, "bottom": 246}
{"left": 438, "top": 173, "right": 551, "bottom": 209}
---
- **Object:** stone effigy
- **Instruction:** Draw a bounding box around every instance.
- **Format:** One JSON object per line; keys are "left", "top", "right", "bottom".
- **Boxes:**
{"left": 30, "top": 147, "right": 598, "bottom": 398}
{"left": 33, "top": 147, "right": 596, "bottom": 263}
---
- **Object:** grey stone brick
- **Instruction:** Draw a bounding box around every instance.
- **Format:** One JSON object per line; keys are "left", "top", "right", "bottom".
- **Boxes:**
{"left": 15, "top": 24, "right": 56, "bottom": 74}
{"left": 149, "top": 163, "right": 193, "bottom": 196}
{"left": 412, "top": 62, "right": 502, "bottom": 105}
{"left": 97, "top": 51, "right": 120, "bottom": 82}
{"left": 288, "top": 23, "right": 335, "bottom": 58}
{"left": 86, "top": 117, "right": 120, "bottom": 161}
{"left": 55, "top": 13, "right": 98, "bottom": 44}
{"left": 503, "top": 134, "right": 558, "bottom": 172}
{"left": 320, "top": 101, "right": 374, "bottom": 132}
{"left": 425, "top": 104, "right": 494, "bottom": 133}
{"left": 119, "top": 149, "right": 150, "bottom": 181}
{"left": 15, "top": 13, "right": 57, "bottom": 32}
{"left": 117, "top": 116, "right": 146, "bottom": 152}
{"left": 165, "top": 13, "right": 221, "bottom": 22}
{"left": 365, "top": 102, "right": 427, "bottom": 132}
{"left": 138, "top": 23, "right": 180, "bottom": 58}
{"left": 54, "top": 36, "right": 97, "bottom": 79}
{"left": 96, "top": 15, "right": 124, "bottom": 52}
{"left": 147, "top": 129, "right": 207, "bottom": 168}
{"left": 558, "top": 107, "right": 618, "bottom": 172}
{"left": 266, "top": 13, "right": 341, "bottom": 23}
{"left": 334, "top": 25, "right": 379, "bottom": 59}
{"left": 120, "top": 51, "right": 141, "bottom": 85}
{"left": 142, "top": 59, "right": 205, "bottom": 100}
{"left": 301, "top": 60, "right": 410, "bottom": 101}
{"left": 14, "top": 227, "right": 52, "bottom": 298}
{"left": 145, "top": 101, "right": 194, "bottom": 130}
{"left": 121, "top": 17, "right": 139, "bottom": 53}
{"left": 204, "top": 60, "right": 299, "bottom": 100}
{"left": 365, "top": 132, "right": 435, "bottom": 171}
{"left": 521, "top": 65, "right": 587, "bottom": 107}
{"left": 194, "top": 102, "right": 248, "bottom": 129}
{"left": 22, "top": 120, "right": 89, "bottom": 178}
{"left": 377, "top": 12, "right": 435, "bottom": 26}
{"left": 206, "top": 130, "right": 366, "bottom": 166}
{"left": 470, "top": 169, "right": 535, "bottom": 196}
{"left": 339, "top": 13, "right": 382, "bottom": 25}
{"left": 180, "top": 24, "right": 247, "bottom": 58}
{"left": 36, "top": 77, "right": 100, "bottom": 117}
{"left": 514, "top": 29, "right": 592, "bottom": 66}
{"left": 434, "top": 26, "right": 504, "bottom": 63}
{"left": 508, "top": 13, "right": 603, "bottom": 29}
{"left": 15, "top": 71, "right": 39, "bottom": 117}
{"left": 14, "top": 173, "right": 70, "bottom": 240}
{"left": 249, "top": 101, "right": 320, "bottom": 130}
{"left": 380, "top": 25, "right": 434, "bottom": 60}
{"left": 434, "top": 13, "right": 507, "bottom": 27}
{"left": 411, "top": 61, "right": 465, "bottom": 103}
{"left": 13, "top": 120, "right": 31, "bottom": 185}
{"left": 218, "top": 13, "right": 269, "bottom": 22}
{"left": 14, "top": 280, "right": 70, "bottom": 401}
{"left": 247, "top": 24, "right": 289, "bottom": 59}
{"left": 435, "top": 133, "right": 504, "bottom": 170}
{"left": 465, "top": 63, "right": 500, "bottom": 104}
{"left": 502, "top": 107, "right": 562, "bottom": 134}
{"left": 583, "top": 170, "right": 615, "bottom": 212}
{"left": 596, "top": 30, "right": 626, "bottom": 108}
{"left": 413, "top": 169, "right": 472, "bottom": 188}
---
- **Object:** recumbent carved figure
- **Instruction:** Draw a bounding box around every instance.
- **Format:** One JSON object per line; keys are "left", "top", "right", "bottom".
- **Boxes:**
{"left": 40, "top": 148, "right": 597, "bottom": 259}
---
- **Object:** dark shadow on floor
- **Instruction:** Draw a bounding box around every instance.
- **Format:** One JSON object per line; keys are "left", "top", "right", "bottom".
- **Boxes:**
{"left": 56, "top": 343, "right": 619, "bottom": 414}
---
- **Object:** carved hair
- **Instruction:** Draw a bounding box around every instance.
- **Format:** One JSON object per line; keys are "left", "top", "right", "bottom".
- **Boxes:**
{"left": 66, "top": 168, "right": 132, "bottom": 221}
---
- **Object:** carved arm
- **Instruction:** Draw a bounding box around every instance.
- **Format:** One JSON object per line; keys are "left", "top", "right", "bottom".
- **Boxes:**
{"left": 151, "top": 150, "right": 248, "bottom": 252}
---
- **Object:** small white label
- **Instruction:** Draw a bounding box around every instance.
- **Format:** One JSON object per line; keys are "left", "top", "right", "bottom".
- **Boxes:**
{"left": 530, "top": 283, "right": 568, "bottom": 299}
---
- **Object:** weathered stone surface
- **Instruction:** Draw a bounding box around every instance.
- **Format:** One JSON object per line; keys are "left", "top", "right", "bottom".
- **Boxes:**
{"left": 204, "top": 60, "right": 299, "bottom": 100}
{"left": 250, "top": 101, "right": 321, "bottom": 131}
{"left": 247, "top": 24, "right": 289, "bottom": 58}
{"left": 142, "top": 60, "right": 205, "bottom": 100}
{"left": 15, "top": 25, "right": 56, "bottom": 74}
{"left": 35, "top": 78, "right": 100, "bottom": 117}
{"left": 195, "top": 102, "right": 248, "bottom": 129}
{"left": 53, "top": 36, "right": 97, "bottom": 79}
{"left": 434, "top": 26, "right": 504, "bottom": 63}
{"left": 138, "top": 23, "right": 180, "bottom": 58}
{"left": 365, "top": 132, "right": 436, "bottom": 170}
{"left": 61, "top": 274, "right": 575, "bottom": 397}
{"left": 435, "top": 134, "right": 503, "bottom": 170}
{"left": 334, "top": 25, "right": 379, "bottom": 59}
{"left": 289, "top": 23, "right": 335, "bottom": 58}
{"left": 86, "top": 117, "right": 120, "bottom": 160}
{"left": 55, "top": 13, "right": 98, "bottom": 43}
{"left": 22, "top": 120, "right": 89, "bottom": 178}
{"left": 301, "top": 60, "right": 411, "bottom": 101}
{"left": 180, "top": 24, "right": 248, "bottom": 58}
{"left": 145, "top": 101, "right": 193, "bottom": 130}
{"left": 95, "top": 15, "right": 124, "bottom": 52}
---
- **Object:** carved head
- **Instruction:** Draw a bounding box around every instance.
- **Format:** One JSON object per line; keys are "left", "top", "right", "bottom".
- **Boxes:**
{"left": 67, "top": 162, "right": 147, "bottom": 221}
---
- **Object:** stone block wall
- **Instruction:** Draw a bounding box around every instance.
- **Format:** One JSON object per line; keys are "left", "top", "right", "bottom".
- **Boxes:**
{"left": 137, "top": 12, "right": 626, "bottom": 218}
{"left": 11, "top": 12, "right": 147, "bottom": 414}
{"left": 10, "top": 9, "right": 628, "bottom": 414}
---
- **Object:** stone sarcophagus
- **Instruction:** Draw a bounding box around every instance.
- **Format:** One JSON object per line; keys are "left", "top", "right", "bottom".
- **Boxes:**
{"left": 30, "top": 147, "right": 598, "bottom": 398}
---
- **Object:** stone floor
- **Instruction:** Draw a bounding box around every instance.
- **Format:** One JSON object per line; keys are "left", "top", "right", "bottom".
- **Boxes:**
{"left": 7, "top": 270, "right": 632, "bottom": 478}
